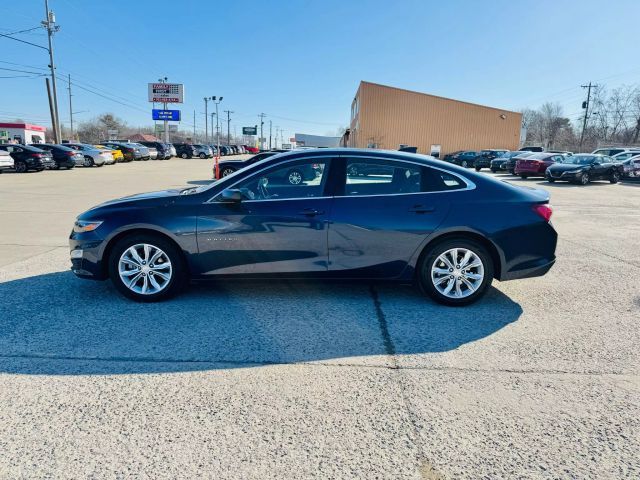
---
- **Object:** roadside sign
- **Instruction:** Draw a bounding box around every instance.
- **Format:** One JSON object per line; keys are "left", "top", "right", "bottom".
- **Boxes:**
{"left": 152, "top": 109, "right": 181, "bottom": 121}
{"left": 281, "top": 143, "right": 292, "bottom": 150}
{"left": 148, "top": 83, "right": 184, "bottom": 103}
{"left": 107, "top": 129, "right": 118, "bottom": 137}
{"left": 242, "top": 126, "right": 257, "bottom": 135}
{"left": 0, "top": 130, "right": 8, "bottom": 139}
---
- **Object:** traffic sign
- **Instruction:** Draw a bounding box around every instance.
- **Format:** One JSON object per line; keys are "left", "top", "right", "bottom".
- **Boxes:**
{"left": 152, "top": 109, "right": 181, "bottom": 121}
{"left": 242, "top": 126, "right": 257, "bottom": 135}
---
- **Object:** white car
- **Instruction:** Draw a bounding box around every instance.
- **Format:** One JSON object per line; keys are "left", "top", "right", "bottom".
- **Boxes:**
{"left": 66, "top": 143, "right": 112, "bottom": 166}
{"left": 0, "top": 149, "right": 14, "bottom": 173}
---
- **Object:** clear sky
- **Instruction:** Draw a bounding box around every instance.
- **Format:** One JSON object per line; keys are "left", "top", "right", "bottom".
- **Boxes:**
{"left": 1, "top": 0, "right": 639, "bottom": 139}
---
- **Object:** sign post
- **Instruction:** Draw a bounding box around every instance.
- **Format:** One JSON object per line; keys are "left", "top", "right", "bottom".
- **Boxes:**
{"left": 149, "top": 81, "right": 184, "bottom": 143}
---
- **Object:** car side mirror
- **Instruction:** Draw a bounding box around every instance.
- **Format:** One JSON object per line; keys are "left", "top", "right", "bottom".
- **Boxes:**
{"left": 219, "top": 188, "right": 243, "bottom": 202}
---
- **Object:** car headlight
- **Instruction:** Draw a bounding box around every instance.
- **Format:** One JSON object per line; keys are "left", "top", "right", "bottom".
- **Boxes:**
{"left": 73, "top": 220, "right": 103, "bottom": 233}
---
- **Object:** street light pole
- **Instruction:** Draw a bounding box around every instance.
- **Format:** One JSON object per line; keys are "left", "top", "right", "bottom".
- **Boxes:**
{"left": 224, "top": 110, "right": 234, "bottom": 145}
{"left": 213, "top": 96, "right": 223, "bottom": 178}
{"left": 43, "top": 0, "right": 61, "bottom": 142}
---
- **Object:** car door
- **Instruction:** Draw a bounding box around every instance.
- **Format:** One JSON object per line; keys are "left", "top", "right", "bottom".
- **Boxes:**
{"left": 327, "top": 156, "right": 452, "bottom": 278}
{"left": 194, "top": 157, "right": 333, "bottom": 275}
{"left": 592, "top": 156, "right": 610, "bottom": 179}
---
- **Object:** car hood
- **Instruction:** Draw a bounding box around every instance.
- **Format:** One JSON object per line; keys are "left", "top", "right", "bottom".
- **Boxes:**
{"left": 92, "top": 188, "right": 184, "bottom": 209}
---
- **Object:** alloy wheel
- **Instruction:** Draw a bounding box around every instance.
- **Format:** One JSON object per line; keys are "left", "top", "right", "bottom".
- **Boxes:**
{"left": 222, "top": 168, "right": 235, "bottom": 177}
{"left": 431, "top": 248, "right": 484, "bottom": 299}
{"left": 16, "top": 161, "right": 27, "bottom": 173}
{"left": 581, "top": 172, "right": 589, "bottom": 185}
{"left": 118, "top": 243, "right": 173, "bottom": 295}
{"left": 288, "top": 170, "right": 303, "bottom": 185}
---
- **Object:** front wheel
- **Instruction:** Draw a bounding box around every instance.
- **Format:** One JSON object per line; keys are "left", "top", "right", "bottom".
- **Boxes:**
{"left": 520, "top": 174, "right": 528, "bottom": 179}
{"left": 547, "top": 177, "right": 555, "bottom": 183}
{"left": 287, "top": 169, "right": 303, "bottom": 185}
{"left": 84, "top": 156, "right": 94, "bottom": 167}
{"left": 418, "top": 239, "right": 494, "bottom": 306}
{"left": 490, "top": 168, "right": 497, "bottom": 173}
{"left": 610, "top": 171, "right": 620, "bottom": 184}
{"left": 579, "top": 172, "right": 590, "bottom": 185}
{"left": 199, "top": 153, "right": 206, "bottom": 159}
{"left": 181, "top": 153, "right": 188, "bottom": 159}
{"left": 475, "top": 166, "right": 481, "bottom": 172}
{"left": 461, "top": 160, "right": 469, "bottom": 168}
{"left": 108, "top": 234, "right": 186, "bottom": 302}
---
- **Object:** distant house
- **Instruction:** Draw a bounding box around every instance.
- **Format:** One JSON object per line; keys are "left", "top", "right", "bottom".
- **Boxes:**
{"left": 128, "top": 133, "right": 159, "bottom": 142}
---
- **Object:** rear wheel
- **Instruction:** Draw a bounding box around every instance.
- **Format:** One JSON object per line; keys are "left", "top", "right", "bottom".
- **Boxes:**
{"left": 547, "top": 177, "right": 555, "bottom": 183}
{"left": 610, "top": 171, "right": 620, "bottom": 184}
{"left": 490, "top": 168, "right": 497, "bottom": 173}
{"left": 418, "top": 238, "right": 494, "bottom": 306}
{"left": 475, "top": 166, "right": 481, "bottom": 172}
{"left": 15, "top": 161, "right": 27, "bottom": 173}
{"left": 199, "top": 152, "right": 206, "bottom": 159}
{"left": 221, "top": 167, "right": 236, "bottom": 177}
{"left": 108, "top": 234, "right": 186, "bottom": 302}
{"left": 181, "top": 153, "right": 188, "bottom": 159}
{"left": 520, "top": 174, "right": 528, "bottom": 179}
{"left": 84, "top": 156, "right": 94, "bottom": 167}
{"left": 461, "top": 160, "right": 469, "bottom": 168}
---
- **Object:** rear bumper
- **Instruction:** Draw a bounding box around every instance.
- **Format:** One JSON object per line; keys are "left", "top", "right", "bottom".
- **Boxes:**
{"left": 501, "top": 257, "right": 555, "bottom": 280}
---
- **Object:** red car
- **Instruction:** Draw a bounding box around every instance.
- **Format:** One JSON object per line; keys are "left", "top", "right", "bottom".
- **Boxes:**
{"left": 514, "top": 152, "right": 566, "bottom": 178}
{"left": 243, "top": 145, "right": 259, "bottom": 154}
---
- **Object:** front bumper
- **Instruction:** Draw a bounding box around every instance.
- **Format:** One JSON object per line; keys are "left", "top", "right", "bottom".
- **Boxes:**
{"left": 69, "top": 233, "right": 107, "bottom": 280}
{"left": 546, "top": 170, "right": 583, "bottom": 181}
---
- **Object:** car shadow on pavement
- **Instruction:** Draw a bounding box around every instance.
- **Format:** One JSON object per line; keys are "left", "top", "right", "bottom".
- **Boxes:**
{"left": 0, "top": 271, "right": 521, "bottom": 375}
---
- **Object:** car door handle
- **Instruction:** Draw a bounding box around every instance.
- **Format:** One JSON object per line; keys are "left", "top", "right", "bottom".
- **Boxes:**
{"left": 298, "top": 208, "right": 325, "bottom": 217}
{"left": 408, "top": 205, "right": 435, "bottom": 214}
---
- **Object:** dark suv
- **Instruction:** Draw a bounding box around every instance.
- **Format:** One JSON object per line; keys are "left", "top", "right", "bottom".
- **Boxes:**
{"left": 139, "top": 141, "right": 172, "bottom": 160}
{"left": 474, "top": 149, "right": 509, "bottom": 171}
{"left": 0, "top": 144, "right": 55, "bottom": 172}
{"left": 173, "top": 143, "right": 198, "bottom": 159}
{"left": 28, "top": 143, "right": 80, "bottom": 169}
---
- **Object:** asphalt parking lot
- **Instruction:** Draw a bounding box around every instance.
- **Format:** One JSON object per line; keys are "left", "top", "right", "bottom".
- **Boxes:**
{"left": 0, "top": 158, "right": 638, "bottom": 479}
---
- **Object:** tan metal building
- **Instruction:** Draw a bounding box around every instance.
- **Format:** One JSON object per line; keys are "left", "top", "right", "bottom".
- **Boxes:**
{"left": 347, "top": 81, "right": 522, "bottom": 156}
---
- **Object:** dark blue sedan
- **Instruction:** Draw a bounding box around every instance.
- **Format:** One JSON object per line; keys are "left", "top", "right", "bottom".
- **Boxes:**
{"left": 69, "top": 148, "right": 557, "bottom": 305}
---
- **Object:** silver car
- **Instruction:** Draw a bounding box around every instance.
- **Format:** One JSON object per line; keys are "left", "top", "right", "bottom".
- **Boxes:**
{"left": 66, "top": 143, "right": 112, "bottom": 166}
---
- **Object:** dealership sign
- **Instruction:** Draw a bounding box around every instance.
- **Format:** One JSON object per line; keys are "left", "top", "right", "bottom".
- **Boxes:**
{"left": 152, "top": 109, "right": 181, "bottom": 121}
{"left": 242, "top": 126, "right": 257, "bottom": 135}
{"left": 148, "top": 83, "right": 184, "bottom": 103}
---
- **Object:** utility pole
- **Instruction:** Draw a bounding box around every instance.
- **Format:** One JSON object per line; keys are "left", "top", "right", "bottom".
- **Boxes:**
{"left": 274, "top": 126, "right": 280, "bottom": 148}
{"left": 269, "top": 120, "right": 272, "bottom": 150}
{"left": 43, "top": 0, "right": 61, "bottom": 142}
{"left": 203, "top": 98, "right": 209, "bottom": 144}
{"left": 67, "top": 73, "right": 73, "bottom": 140}
{"left": 210, "top": 112, "right": 215, "bottom": 143}
{"left": 224, "top": 110, "right": 233, "bottom": 145}
{"left": 193, "top": 110, "right": 196, "bottom": 140}
{"left": 258, "top": 113, "right": 266, "bottom": 150}
{"left": 579, "top": 82, "right": 596, "bottom": 150}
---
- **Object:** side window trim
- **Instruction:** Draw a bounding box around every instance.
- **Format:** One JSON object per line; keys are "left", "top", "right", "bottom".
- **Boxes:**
{"left": 207, "top": 156, "right": 336, "bottom": 203}
{"left": 336, "top": 155, "right": 475, "bottom": 197}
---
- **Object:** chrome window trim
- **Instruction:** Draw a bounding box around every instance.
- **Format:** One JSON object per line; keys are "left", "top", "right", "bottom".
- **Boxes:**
{"left": 339, "top": 154, "right": 476, "bottom": 194}
{"left": 205, "top": 153, "right": 476, "bottom": 204}
{"left": 205, "top": 155, "right": 335, "bottom": 204}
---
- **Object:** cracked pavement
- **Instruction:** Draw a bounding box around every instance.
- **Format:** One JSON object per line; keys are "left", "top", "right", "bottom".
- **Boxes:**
{"left": 0, "top": 159, "right": 638, "bottom": 479}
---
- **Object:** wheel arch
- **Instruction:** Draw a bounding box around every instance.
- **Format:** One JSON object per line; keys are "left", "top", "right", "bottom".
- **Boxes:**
{"left": 413, "top": 230, "right": 503, "bottom": 280}
{"left": 101, "top": 227, "right": 190, "bottom": 279}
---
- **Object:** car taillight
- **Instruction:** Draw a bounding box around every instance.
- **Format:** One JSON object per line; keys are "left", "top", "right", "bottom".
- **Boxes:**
{"left": 67, "top": 151, "right": 75, "bottom": 156}
{"left": 532, "top": 204, "right": 553, "bottom": 222}
{"left": 32, "top": 153, "right": 42, "bottom": 158}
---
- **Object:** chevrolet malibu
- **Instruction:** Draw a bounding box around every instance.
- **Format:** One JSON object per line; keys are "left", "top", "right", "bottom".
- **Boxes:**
{"left": 69, "top": 148, "right": 557, "bottom": 306}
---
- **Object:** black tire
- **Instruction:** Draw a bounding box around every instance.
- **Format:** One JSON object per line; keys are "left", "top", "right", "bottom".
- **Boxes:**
{"left": 287, "top": 169, "right": 304, "bottom": 185}
{"left": 547, "top": 177, "right": 555, "bottom": 183}
{"left": 221, "top": 167, "right": 236, "bottom": 177}
{"left": 578, "top": 172, "right": 590, "bottom": 185}
{"left": 199, "top": 153, "right": 206, "bottom": 159}
{"left": 461, "top": 160, "right": 469, "bottom": 168}
{"left": 181, "top": 153, "right": 188, "bottom": 159}
{"left": 15, "top": 161, "right": 27, "bottom": 173}
{"left": 610, "top": 171, "right": 620, "bottom": 184}
{"left": 490, "top": 168, "right": 497, "bottom": 173}
{"left": 508, "top": 169, "right": 515, "bottom": 174}
{"left": 418, "top": 238, "right": 494, "bottom": 306}
{"left": 84, "top": 156, "right": 94, "bottom": 167}
{"left": 520, "top": 174, "right": 528, "bottom": 179}
{"left": 108, "top": 233, "right": 187, "bottom": 302}
{"left": 475, "top": 166, "right": 481, "bottom": 172}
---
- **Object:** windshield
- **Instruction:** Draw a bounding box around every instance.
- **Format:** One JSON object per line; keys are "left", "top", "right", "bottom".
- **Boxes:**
{"left": 563, "top": 155, "right": 597, "bottom": 165}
